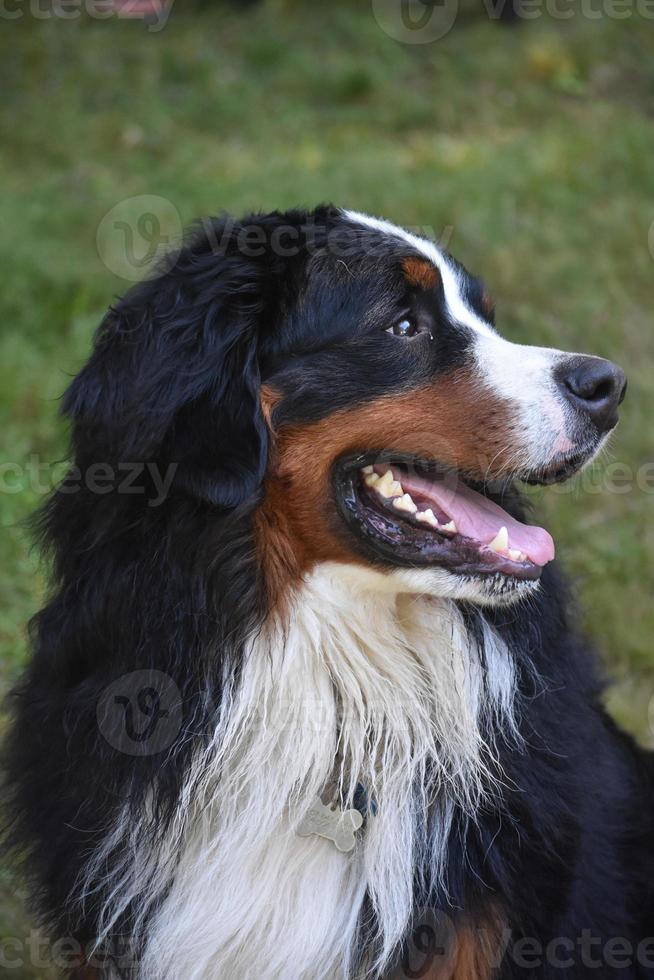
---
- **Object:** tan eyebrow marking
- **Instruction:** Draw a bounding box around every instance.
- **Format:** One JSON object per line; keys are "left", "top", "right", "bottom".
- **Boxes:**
{"left": 402, "top": 257, "right": 441, "bottom": 291}
{"left": 480, "top": 288, "right": 495, "bottom": 320}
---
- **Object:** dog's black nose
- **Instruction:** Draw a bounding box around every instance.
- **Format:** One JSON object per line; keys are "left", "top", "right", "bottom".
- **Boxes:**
{"left": 558, "top": 356, "right": 627, "bottom": 433}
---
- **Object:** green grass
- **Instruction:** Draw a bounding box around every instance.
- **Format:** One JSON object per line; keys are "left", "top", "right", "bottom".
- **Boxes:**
{"left": 1, "top": 3, "right": 653, "bottom": 974}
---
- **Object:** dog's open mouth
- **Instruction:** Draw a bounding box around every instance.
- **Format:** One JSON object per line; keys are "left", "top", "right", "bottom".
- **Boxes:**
{"left": 334, "top": 454, "right": 558, "bottom": 581}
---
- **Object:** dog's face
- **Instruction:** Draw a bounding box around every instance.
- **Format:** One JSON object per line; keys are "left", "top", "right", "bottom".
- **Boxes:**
{"left": 67, "top": 207, "right": 626, "bottom": 610}
{"left": 256, "top": 210, "right": 626, "bottom": 606}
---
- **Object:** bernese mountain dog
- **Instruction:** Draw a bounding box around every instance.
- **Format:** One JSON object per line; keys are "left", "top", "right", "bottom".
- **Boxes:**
{"left": 4, "top": 206, "right": 653, "bottom": 980}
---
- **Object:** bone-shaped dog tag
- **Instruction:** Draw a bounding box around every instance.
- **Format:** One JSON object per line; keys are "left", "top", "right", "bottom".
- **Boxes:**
{"left": 297, "top": 798, "right": 364, "bottom": 853}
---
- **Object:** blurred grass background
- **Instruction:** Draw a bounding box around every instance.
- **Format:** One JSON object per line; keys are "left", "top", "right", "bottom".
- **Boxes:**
{"left": 1, "top": 2, "right": 653, "bottom": 975}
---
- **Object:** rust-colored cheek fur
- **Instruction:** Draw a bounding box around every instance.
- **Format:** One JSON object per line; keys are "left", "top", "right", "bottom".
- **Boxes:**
{"left": 255, "top": 374, "right": 516, "bottom": 604}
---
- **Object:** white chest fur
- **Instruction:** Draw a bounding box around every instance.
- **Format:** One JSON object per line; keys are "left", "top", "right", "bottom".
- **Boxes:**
{"left": 89, "top": 564, "right": 519, "bottom": 980}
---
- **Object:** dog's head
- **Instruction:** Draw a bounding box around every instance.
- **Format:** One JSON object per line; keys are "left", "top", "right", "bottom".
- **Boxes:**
{"left": 66, "top": 206, "right": 626, "bottom": 608}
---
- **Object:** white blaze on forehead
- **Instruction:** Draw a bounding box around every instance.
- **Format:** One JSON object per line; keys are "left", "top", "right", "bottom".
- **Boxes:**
{"left": 343, "top": 209, "right": 497, "bottom": 340}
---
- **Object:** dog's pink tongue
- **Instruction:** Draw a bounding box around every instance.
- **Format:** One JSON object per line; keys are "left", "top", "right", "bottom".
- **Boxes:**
{"left": 393, "top": 469, "right": 555, "bottom": 567}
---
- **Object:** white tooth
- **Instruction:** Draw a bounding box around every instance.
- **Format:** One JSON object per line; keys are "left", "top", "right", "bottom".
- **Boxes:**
{"left": 508, "top": 548, "right": 523, "bottom": 562}
{"left": 362, "top": 465, "right": 374, "bottom": 475}
{"left": 364, "top": 472, "right": 380, "bottom": 487}
{"left": 441, "top": 520, "right": 457, "bottom": 533}
{"left": 393, "top": 493, "right": 417, "bottom": 514}
{"left": 376, "top": 470, "right": 403, "bottom": 498}
{"left": 416, "top": 508, "right": 439, "bottom": 528}
{"left": 488, "top": 526, "right": 509, "bottom": 553}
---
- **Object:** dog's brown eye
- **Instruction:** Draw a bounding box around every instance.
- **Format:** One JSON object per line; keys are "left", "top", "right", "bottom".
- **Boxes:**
{"left": 387, "top": 317, "right": 417, "bottom": 338}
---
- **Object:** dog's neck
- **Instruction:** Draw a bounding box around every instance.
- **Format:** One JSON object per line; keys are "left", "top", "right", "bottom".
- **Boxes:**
{"left": 275, "top": 562, "right": 520, "bottom": 813}
{"left": 95, "top": 564, "right": 520, "bottom": 980}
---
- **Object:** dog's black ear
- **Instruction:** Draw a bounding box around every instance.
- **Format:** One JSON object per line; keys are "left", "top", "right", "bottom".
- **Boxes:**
{"left": 63, "top": 226, "right": 269, "bottom": 509}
